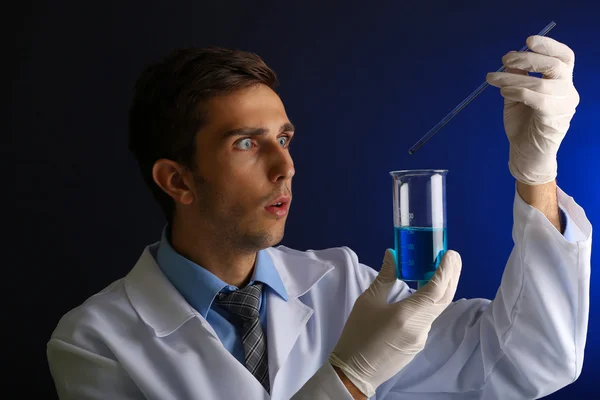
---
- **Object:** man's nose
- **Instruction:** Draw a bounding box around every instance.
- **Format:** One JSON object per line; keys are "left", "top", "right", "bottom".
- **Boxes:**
{"left": 267, "top": 143, "right": 295, "bottom": 183}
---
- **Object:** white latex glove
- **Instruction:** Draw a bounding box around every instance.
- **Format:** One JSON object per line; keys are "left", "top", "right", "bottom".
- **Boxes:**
{"left": 329, "top": 249, "right": 462, "bottom": 397}
{"left": 486, "top": 35, "right": 580, "bottom": 185}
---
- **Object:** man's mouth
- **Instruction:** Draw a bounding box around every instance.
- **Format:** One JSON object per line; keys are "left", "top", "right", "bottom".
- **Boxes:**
{"left": 265, "top": 195, "right": 291, "bottom": 217}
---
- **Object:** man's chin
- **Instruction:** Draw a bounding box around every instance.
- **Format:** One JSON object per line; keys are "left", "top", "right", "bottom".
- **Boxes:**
{"left": 261, "top": 225, "right": 286, "bottom": 249}
{"left": 264, "top": 227, "right": 285, "bottom": 248}
{"left": 238, "top": 224, "right": 286, "bottom": 251}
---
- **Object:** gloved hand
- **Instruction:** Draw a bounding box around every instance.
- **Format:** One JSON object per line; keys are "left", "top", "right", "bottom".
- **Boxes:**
{"left": 485, "top": 35, "right": 580, "bottom": 185}
{"left": 329, "top": 249, "right": 462, "bottom": 397}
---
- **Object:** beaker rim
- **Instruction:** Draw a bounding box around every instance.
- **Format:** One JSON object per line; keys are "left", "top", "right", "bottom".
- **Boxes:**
{"left": 389, "top": 169, "right": 448, "bottom": 176}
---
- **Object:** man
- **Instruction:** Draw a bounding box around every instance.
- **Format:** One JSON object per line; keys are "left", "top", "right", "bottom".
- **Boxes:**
{"left": 47, "top": 35, "right": 591, "bottom": 400}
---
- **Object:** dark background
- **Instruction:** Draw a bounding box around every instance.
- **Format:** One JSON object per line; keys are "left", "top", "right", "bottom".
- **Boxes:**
{"left": 11, "top": 0, "right": 599, "bottom": 398}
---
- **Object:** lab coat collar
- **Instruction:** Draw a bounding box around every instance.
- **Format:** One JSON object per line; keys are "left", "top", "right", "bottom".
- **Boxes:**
{"left": 265, "top": 246, "right": 335, "bottom": 299}
{"left": 124, "top": 243, "right": 334, "bottom": 338}
{"left": 124, "top": 242, "right": 199, "bottom": 337}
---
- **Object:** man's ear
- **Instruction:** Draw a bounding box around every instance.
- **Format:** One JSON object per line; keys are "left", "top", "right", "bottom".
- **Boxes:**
{"left": 152, "top": 159, "right": 194, "bottom": 205}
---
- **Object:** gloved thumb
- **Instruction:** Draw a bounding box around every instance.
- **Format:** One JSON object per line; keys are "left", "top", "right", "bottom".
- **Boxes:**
{"left": 414, "top": 250, "right": 462, "bottom": 305}
{"left": 367, "top": 248, "right": 398, "bottom": 300}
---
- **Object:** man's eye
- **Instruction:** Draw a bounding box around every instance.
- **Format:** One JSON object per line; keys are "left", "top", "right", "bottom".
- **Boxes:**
{"left": 234, "top": 138, "right": 253, "bottom": 150}
{"left": 278, "top": 136, "right": 290, "bottom": 147}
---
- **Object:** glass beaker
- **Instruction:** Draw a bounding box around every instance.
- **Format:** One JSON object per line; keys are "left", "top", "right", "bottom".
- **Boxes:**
{"left": 390, "top": 169, "right": 448, "bottom": 287}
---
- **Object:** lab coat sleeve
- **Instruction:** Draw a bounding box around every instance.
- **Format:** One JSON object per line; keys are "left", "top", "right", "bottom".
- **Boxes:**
{"left": 376, "top": 186, "right": 592, "bottom": 399}
{"left": 291, "top": 361, "right": 355, "bottom": 400}
{"left": 47, "top": 338, "right": 145, "bottom": 400}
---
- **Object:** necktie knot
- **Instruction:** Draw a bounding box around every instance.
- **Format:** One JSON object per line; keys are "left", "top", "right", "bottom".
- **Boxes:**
{"left": 216, "top": 282, "right": 262, "bottom": 321}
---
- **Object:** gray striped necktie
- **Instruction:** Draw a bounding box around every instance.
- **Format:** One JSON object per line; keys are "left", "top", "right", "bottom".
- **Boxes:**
{"left": 216, "top": 282, "right": 270, "bottom": 393}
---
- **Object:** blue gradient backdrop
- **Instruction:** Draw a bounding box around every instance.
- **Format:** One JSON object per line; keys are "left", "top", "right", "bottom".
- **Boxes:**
{"left": 14, "top": 0, "right": 598, "bottom": 398}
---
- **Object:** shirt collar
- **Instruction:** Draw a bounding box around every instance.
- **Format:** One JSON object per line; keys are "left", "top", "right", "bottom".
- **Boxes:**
{"left": 253, "top": 250, "right": 288, "bottom": 300}
{"left": 155, "top": 226, "right": 288, "bottom": 319}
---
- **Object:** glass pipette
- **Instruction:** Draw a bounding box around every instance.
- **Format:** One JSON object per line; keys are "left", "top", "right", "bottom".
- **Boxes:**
{"left": 408, "top": 21, "right": 556, "bottom": 155}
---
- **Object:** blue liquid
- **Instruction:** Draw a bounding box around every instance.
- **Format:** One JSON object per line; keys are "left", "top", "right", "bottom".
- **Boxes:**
{"left": 394, "top": 227, "right": 447, "bottom": 281}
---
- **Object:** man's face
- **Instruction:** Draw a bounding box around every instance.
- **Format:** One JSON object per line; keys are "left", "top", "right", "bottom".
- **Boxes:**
{"left": 185, "top": 84, "right": 295, "bottom": 250}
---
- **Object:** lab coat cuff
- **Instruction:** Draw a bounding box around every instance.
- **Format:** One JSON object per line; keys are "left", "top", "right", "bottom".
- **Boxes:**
{"left": 556, "top": 185, "right": 591, "bottom": 242}
{"left": 514, "top": 184, "right": 591, "bottom": 243}
{"left": 560, "top": 206, "right": 586, "bottom": 243}
{"left": 292, "top": 361, "right": 355, "bottom": 400}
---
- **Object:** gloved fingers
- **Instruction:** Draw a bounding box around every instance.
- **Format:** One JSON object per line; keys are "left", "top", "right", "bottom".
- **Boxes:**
{"left": 501, "top": 51, "right": 572, "bottom": 80}
{"left": 379, "top": 248, "right": 398, "bottom": 283}
{"left": 499, "top": 86, "right": 579, "bottom": 115}
{"left": 412, "top": 250, "right": 462, "bottom": 304}
{"left": 526, "top": 35, "right": 575, "bottom": 67}
{"left": 505, "top": 67, "right": 528, "bottom": 76}
{"left": 486, "top": 71, "right": 574, "bottom": 95}
{"left": 368, "top": 248, "right": 398, "bottom": 300}
{"left": 438, "top": 251, "right": 462, "bottom": 305}
{"left": 496, "top": 68, "right": 527, "bottom": 104}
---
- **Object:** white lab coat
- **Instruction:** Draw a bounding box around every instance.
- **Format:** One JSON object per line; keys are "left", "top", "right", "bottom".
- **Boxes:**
{"left": 47, "top": 186, "right": 592, "bottom": 400}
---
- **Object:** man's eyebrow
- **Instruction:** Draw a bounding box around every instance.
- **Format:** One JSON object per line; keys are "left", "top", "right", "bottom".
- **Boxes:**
{"left": 221, "top": 122, "right": 295, "bottom": 139}
{"left": 281, "top": 122, "right": 295, "bottom": 133}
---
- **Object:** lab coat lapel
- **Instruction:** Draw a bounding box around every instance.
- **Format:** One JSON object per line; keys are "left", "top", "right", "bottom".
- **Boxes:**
{"left": 125, "top": 244, "right": 270, "bottom": 398}
{"left": 264, "top": 247, "right": 334, "bottom": 388}
{"left": 266, "top": 292, "right": 313, "bottom": 383}
{"left": 124, "top": 243, "right": 221, "bottom": 341}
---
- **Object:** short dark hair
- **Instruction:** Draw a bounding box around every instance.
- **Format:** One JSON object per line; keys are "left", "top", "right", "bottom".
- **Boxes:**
{"left": 128, "top": 47, "right": 279, "bottom": 223}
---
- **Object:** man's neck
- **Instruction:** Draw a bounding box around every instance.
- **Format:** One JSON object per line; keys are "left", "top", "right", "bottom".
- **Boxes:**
{"left": 169, "top": 221, "right": 258, "bottom": 288}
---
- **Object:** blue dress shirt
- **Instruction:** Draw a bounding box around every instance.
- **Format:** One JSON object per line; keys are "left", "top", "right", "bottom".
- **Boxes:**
{"left": 156, "top": 227, "right": 288, "bottom": 364}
